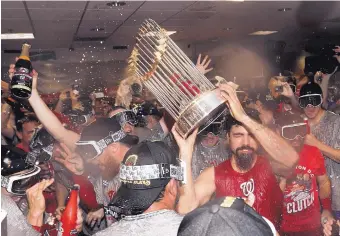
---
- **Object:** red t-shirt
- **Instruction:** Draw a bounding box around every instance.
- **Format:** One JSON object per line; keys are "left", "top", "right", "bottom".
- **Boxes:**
{"left": 280, "top": 145, "right": 326, "bottom": 233}
{"left": 215, "top": 157, "right": 283, "bottom": 229}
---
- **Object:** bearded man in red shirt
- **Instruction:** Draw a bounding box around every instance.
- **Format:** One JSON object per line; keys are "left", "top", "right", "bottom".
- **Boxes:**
{"left": 173, "top": 82, "right": 300, "bottom": 229}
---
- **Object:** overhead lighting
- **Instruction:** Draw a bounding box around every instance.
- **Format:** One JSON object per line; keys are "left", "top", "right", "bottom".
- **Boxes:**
{"left": 90, "top": 27, "right": 105, "bottom": 32}
{"left": 106, "top": 1, "right": 126, "bottom": 7}
{"left": 1, "top": 33, "right": 34, "bottom": 40}
{"left": 278, "top": 8, "right": 292, "bottom": 12}
{"left": 249, "top": 31, "right": 278, "bottom": 36}
{"left": 223, "top": 27, "right": 232, "bottom": 31}
{"left": 144, "top": 31, "right": 176, "bottom": 37}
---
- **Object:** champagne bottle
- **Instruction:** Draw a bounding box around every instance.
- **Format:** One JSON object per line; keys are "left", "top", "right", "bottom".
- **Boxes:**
{"left": 10, "top": 43, "right": 33, "bottom": 99}
{"left": 58, "top": 185, "right": 79, "bottom": 236}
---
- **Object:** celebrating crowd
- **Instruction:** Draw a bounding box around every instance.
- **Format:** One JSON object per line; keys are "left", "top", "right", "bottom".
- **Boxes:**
{"left": 1, "top": 46, "right": 340, "bottom": 236}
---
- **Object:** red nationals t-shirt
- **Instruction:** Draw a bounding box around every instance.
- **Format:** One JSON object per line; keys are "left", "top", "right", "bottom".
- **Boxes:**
{"left": 215, "top": 157, "right": 283, "bottom": 229}
{"left": 280, "top": 145, "right": 326, "bottom": 233}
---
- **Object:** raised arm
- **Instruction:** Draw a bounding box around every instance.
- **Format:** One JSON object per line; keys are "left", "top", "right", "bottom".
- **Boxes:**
{"left": 277, "top": 81, "right": 299, "bottom": 109}
{"left": 219, "top": 83, "right": 299, "bottom": 177}
{"left": 28, "top": 73, "right": 80, "bottom": 151}
{"left": 172, "top": 128, "right": 216, "bottom": 215}
{"left": 316, "top": 72, "right": 332, "bottom": 108}
{"left": 8, "top": 63, "right": 80, "bottom": 151}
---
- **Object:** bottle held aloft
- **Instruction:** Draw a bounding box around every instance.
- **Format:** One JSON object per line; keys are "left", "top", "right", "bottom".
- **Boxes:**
{"left": 10, "top": 43, "right": 33, "bottom": 99}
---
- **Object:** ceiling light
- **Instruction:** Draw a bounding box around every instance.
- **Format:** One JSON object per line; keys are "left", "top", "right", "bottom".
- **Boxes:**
{"left": 106, "top": 1, "right": 126, "bottom": 7}
{"left": 90, "top": 27, "right": 105, "bottom": 32}
{"left": 223, "top": 27, "right": 232, "bottom": 31}
{"left": 1, "top": 33, "right": 35, "bottom": 40}
{"left": 144, "top": 31, "right": 176, "bottom": 37}
{"left": 249, "top": 31, "right": 278, "bottom": 36}
{"left": 278, "top": 8, "right": 292, "bottom": 12}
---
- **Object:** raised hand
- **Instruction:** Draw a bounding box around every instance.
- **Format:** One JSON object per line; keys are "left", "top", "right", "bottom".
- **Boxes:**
{"left": 277, "top": 81, "right": 295, "bottom": 98}
{"left": 31, "top": 69, "right": 38, "bottom": 91}
{"left": 219, "top": 82, "right": 248, "bottom": 123}
{"left": 26, "top": 179, "right": 55, "bottom": 219}
{"left": 196, "top": 54, "right": 213, "bottom": 75}
{"left": 55, "top": 143, "right": 84, "bottom": 175}
{"left": 59, "top": 89, "right": 72, "bottom": 101}
{"left": 171, "top": 126, "right": 198, "bottom": 159}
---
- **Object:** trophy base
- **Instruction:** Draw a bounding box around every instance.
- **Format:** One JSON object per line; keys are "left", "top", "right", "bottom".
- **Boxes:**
{"left": 175, "top": 88, "right": 227, "bottom": 138}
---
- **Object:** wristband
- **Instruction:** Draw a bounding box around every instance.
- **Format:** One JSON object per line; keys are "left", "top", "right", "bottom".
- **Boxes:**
{"left": 321, "top": 197, "right": 332, "bottom": 211}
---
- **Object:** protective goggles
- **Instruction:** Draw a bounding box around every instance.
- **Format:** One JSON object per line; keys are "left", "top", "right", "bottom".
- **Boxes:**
{"left": 1, "top": 166, "right": 41, "bottom": 195}
{"left": 200, "top": 109, "right": 227, "bottom": 136}
{"left": 120, "top": 163, "right": 185, "bottom": 182}
{"left": 200, "top": 122, "right": 224, "bottom": 136}
{"left": 281, "top": 123, "right": 307, "bottom": 140}
{"left": 111, "top": 111, "right": 138, "bottom": 127}
{"left": 69, "top": 114, "right": 92, "bottom": 126}
{"left": 298, "top": 94, "right": 322, "bottom": 108}
{"left": 26, "top": 144, "right": 54, "bottom": 165}
{"left": 30, "top": 126, "right": 55, "bottom": 150}
{"left": 75, "top": 129, "right": 127, "bottom": 160}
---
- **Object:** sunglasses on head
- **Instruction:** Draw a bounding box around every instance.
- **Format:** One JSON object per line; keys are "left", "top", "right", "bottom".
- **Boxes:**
{"left": 75, "top": 129, "right": 127, "bottom": 160}
{"left": 298, "top": 94, "right": 322, "bottom": 108}
{"left": 281, "top": 123, "right": 307, "bottom": 140}
{"left": 1, "top": 166, "right": 41, "bottom": 195}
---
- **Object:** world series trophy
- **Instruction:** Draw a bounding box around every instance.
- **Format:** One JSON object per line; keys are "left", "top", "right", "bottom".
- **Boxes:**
{"left": 128, "top": 19, "right": 227, "bottom": 138}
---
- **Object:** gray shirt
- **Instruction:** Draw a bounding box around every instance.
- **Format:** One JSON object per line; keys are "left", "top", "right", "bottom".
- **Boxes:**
{"left": 311, "top": 111, "right": 340, "bottom": 211}
{"left": 1, "top": 194, "right": 40, "bottom": 236}
{"left": 93, "top": 209, "right": 183, "bottom": 236}
{"left": 192, "top": 138, "right": 230, "bottom": 180}
{"left": 91, "top": 175, "right": 121, "bottom": 206}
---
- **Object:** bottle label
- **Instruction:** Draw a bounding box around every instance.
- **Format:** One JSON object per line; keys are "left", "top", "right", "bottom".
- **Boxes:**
{"left": 11, "top": 84, "right": 32, "bottom": 91}
{"left": 13, "top": 72, "right": 32, "bottom": 80}
{"left": 17, "top": 67, "right": 30, "bottom": 74}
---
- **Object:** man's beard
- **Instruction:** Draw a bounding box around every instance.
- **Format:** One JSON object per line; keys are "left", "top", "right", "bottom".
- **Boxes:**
{"left": 233, "top": 146, "right": 256, "bottom": 171}
{"left": 101, "top": 159, "right": 120, "bottom": 181}
{"left": 174, "top": 186, "right": 180, "bottom": 208}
